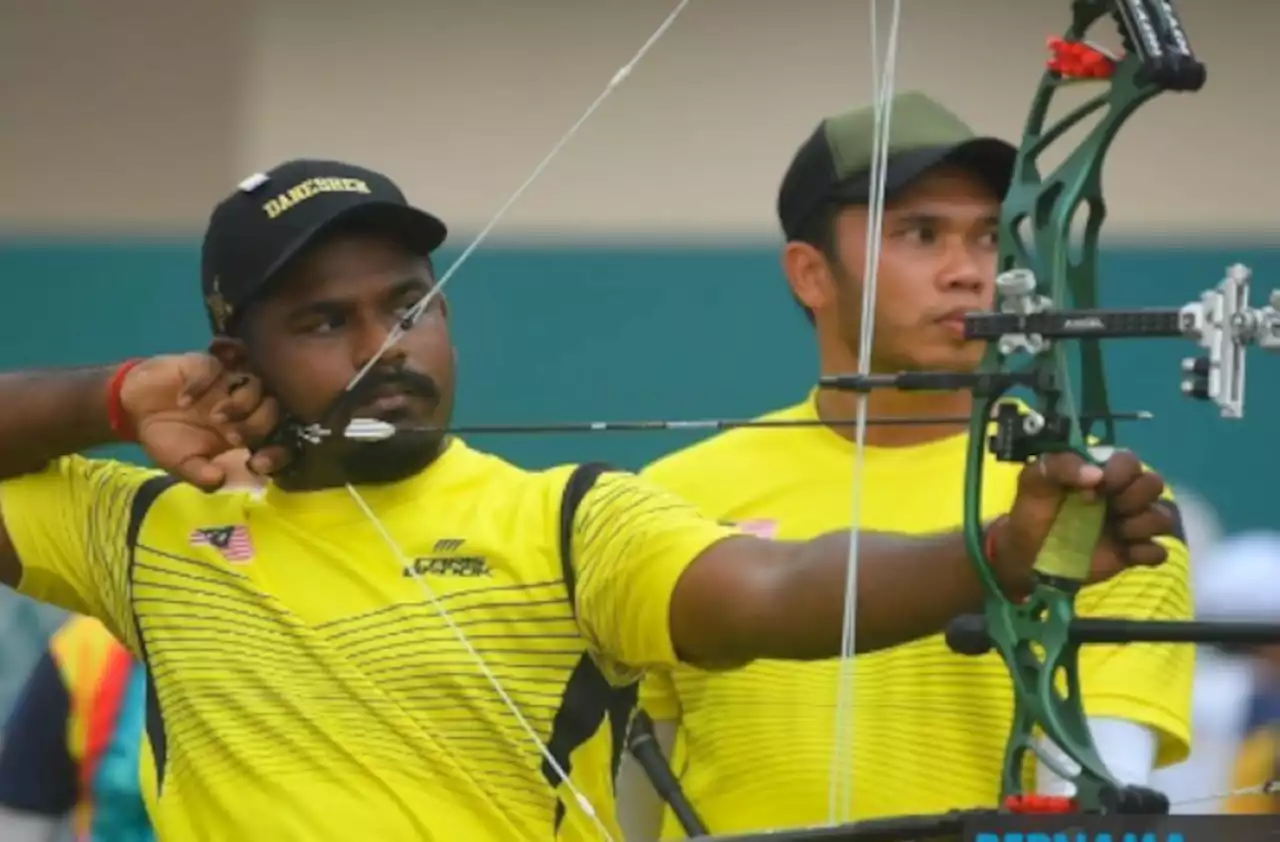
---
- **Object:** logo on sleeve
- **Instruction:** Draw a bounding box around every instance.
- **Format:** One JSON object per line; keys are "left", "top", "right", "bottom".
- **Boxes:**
{"left": 189, "top": 525, "right": 255, "bottom": 564}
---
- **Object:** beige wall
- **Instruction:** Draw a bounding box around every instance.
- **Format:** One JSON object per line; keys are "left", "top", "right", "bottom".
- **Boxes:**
{"left": 0, "top": 0, "right": 245, "bottom": 234}
{"left": 2, "top": 0, "right": 1275, "bottom": 237}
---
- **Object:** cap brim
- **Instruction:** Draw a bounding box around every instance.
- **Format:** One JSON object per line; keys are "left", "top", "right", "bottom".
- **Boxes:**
{"left": 830, "top": 137, "right": 1017, "bottom": 205}
{"left": 260, "top": 201, "right": 449, "bottom": 290}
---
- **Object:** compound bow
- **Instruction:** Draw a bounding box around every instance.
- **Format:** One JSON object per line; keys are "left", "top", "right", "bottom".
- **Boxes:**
{"left": 281, "top": 0, "right": 1280, "bottom": 838}
{"left": 798, "top": 0, "right": 1280, "bottom": 838}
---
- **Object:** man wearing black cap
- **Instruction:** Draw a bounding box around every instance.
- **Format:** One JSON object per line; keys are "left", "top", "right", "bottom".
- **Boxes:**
{"left": 0, "top": 153, "right": 1180, "bottom": 840}
{"left": 628, "top": 93, "right": 1194, "bottom": 838}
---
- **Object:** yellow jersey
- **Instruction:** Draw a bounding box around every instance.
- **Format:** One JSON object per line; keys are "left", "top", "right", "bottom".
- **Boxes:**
{"left": 639, "top": 392, "right": 1193, "bottom": 837}
{"left": 0, "top": 438, "right": 738, "bottom": 841}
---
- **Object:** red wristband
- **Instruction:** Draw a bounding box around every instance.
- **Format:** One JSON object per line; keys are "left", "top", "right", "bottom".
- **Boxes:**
{"left": 982, "top": 515, "right": 1006, "bottom": 562}
{"left": 106, "top": 358, "right": 143, "bottom": 441}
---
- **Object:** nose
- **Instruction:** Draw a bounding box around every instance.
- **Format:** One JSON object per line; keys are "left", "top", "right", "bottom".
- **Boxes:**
{"left": 936, "top": 239, "right": 991, "bottom": 297}
{"left": 352, "top": 309, "right": 410, "bottom": 374}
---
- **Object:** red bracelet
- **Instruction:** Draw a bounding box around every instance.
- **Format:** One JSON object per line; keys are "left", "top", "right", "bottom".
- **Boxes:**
{"left": 106, "top": 358, "right": 143, "bottom": 441}
{"left": 982, "top": 515, "right": 1006, "bottom": 562}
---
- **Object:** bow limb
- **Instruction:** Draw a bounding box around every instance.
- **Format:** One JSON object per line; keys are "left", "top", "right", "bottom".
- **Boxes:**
{"left": 956, "top": 0, "right": 1206, "bottom": 815}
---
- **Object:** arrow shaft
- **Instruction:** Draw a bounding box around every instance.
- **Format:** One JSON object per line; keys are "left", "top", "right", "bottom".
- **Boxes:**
{"left": 437, "top": 412, "right": 1151, "bottom": 436}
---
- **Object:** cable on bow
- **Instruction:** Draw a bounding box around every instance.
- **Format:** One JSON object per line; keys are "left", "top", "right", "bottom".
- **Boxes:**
{"left": 829, "top": 0, "right": 902, "bottom": 825}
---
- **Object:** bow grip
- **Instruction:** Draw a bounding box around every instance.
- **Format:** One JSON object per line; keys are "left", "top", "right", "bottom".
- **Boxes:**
{"left": 1031, "top": 446, "right": 1112, "bottom": 584}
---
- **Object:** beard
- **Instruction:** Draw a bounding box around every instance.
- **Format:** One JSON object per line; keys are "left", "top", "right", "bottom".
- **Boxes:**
{"left": 255, "top": 362, "right": 454, "bottom": 489}
{"left": 333, "top": 367, "right": 453, "bottom": 485}
{"left": 338, "top": 427, "right": 449, "bottom": 485}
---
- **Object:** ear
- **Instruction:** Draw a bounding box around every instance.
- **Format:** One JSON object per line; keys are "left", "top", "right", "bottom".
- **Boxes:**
{"left": 208, "top": 336, "right": 250, "bottom": 373}
{"left": 781, "top": 241, "right": 837, "bottom": 316}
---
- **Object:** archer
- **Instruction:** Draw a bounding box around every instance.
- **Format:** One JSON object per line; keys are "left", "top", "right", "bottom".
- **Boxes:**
{"left": 0, "top": 157, "right": 1178, "bottom": 841}
{"left": 621, "top": 93, "right": 1192, "bottom": 839}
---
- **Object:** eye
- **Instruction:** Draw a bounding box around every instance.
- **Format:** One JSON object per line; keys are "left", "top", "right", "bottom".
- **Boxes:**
{"left": 897, "top": 223, "right": 939, "bottom": 245}
{"left": 392, "top": 289, "right": 431, "bottom": 320}
{"left": 301, "top": 313, "right": 345, "bottom": 335}
{"left": 976, "top": 230, "right": 999, "bottom": 249}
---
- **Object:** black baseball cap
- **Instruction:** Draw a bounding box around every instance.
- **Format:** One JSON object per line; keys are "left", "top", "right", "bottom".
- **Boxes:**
{"left": 777, "top": 91, "right": 1017, "bottom": 241}
{"left": 200, "top": 158, "right": 448, "bottom": 335}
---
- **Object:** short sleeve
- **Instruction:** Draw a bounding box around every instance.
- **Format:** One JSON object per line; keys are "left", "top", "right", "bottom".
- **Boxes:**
{"left": 570, "top": 471, "right": 740, "bottom": 674}
{"left": 0, "top": 456, "right": 162, "bottom": 648}
{"left": 0, "top": 650, "right": 78, "bottom": 815}
{"left": 1074, "top": 494, "right": 1194, "bottom": 768}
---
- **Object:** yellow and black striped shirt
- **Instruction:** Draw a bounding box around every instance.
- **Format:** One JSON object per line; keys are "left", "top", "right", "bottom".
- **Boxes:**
{"left": 0, "top": 438, "right": 736, "bottom": 841}
{"left": 640, "top": 392, "right": 1193, "bottom": 837}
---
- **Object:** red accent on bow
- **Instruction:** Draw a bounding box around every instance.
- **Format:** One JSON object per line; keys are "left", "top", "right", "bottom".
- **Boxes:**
{"left": 1004, "top": 794, "right": 1078, "bottom": 814}
{"left": 1046, "top": 36, "right": 1117, "bottom": 79}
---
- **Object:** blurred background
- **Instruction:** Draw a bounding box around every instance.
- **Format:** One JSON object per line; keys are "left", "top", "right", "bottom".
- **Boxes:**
{"left": 1, "top": 0, "right": 1278, "bottom": 825}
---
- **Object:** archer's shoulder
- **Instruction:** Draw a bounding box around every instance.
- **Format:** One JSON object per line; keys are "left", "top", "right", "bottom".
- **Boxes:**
{"left": 641, "top": 399, "right": 810, "bottom": 492}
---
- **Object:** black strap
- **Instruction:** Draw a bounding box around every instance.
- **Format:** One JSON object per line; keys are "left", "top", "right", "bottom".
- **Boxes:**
{"left": 558, "top": 462, "right": 612, "bottom": 610}
{"left": 543, "top": 462, "right": 641, "bottom": 831}
{"left": 125, "top": 474, "right": 179, "bottom": 793}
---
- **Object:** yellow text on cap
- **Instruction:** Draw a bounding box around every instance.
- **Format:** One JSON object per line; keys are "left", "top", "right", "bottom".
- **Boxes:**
{"left": 262, "top": 177, "right": 372, "bottom": 219}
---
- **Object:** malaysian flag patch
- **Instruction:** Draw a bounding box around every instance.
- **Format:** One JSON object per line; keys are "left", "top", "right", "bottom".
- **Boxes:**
{"left": 189, "top": 525, "right": 254, "bottom": 563}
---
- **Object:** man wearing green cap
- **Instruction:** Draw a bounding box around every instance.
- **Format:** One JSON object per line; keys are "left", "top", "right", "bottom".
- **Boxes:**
{"left": 621, "top": 92, "right": 1194, "bottom": 838}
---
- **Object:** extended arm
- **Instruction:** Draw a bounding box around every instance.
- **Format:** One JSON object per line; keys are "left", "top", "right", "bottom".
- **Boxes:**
{"left": 669, "top": 529, "right": 991, "bottom": 665}
{"left": 668, "top": 451, "right": 1177, "bottom": 668}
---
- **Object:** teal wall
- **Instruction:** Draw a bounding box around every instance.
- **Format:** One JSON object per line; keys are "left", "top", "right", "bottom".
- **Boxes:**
{"left": 2, "top": 238, "right": 1277, "bottom": 536}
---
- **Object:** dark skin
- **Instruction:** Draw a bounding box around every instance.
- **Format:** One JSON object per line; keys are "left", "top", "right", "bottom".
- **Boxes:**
{"left": 209, "top": 235, "right": 457, "bottom": 490}
{"left": 0, "top": 230, "right": 1177, "bottom": 665}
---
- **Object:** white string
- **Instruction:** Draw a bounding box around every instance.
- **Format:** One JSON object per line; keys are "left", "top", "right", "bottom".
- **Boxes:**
{"left": 828, "top": 0, "right": 904, "bottom": 825}
{"left": 344, "top": 0, "right": 693, "bottom": 394}
{"left": 332, "top": 2, "right": 695, "bottom": 836}
{"left": 344, "top": 486, "right": 608, "bottom": 837}
{"left": 1169, "top": 778, "right": 1280, "bottom": 809}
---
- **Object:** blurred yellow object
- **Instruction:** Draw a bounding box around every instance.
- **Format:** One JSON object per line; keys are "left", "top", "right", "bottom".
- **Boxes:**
{"left": 1225, "top": 724, "right": 1280, "bottom": 814}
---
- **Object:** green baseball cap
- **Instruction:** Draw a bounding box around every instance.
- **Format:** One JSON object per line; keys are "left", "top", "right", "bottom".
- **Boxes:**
{"left": 776, "top": 91, "right": 1017, "bottom": 240}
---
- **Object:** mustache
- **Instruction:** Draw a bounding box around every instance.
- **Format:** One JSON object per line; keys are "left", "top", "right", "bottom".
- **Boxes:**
{"left": 344, "top": 369, "right": 440, "bottom": 409}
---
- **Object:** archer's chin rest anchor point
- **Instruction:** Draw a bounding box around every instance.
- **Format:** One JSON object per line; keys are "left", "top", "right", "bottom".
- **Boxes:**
{"left": 1178, "top": 263, "right": 1280, "bottom": 418}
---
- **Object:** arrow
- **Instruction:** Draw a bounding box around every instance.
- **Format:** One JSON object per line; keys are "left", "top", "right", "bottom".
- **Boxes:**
{"left": 340, "top": 410, "right": 1153, "bottom": 441}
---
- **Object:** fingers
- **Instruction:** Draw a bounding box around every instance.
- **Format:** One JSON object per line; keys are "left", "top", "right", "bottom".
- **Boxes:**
{"left": 1019, "top": 452, "right": 1104, "bottom": 501}
{"left": 176, "top": 453, "right": 226, "bottom": 492}
{"left": 1109, "top": 505, "right": 1174, "bottom": 542}
{"left": 1097, "top": 450, "right": 1174, "bottom": 571}
{"left": 248, "top": 444, "right": 292, "bottom": 476}
{"left": 1122, "top": 541, "right": 1169, "bottom": 566}
{"left": 175, "top": 354, "right": 230, "bottom": 408}
{"left": 223, "top": 399, "right": 282, "bottom": 450}
{"left": 1099, "top": 449, "right": 1165, "bottom": 518}
{"left": 210, "top": 376, "right": 264, "bottom": 423}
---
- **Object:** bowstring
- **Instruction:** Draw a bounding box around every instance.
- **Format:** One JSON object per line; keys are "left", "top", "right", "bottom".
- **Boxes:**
{"left": 828, "top": 0, "right": 903, "bottom": 825}
{"left": 332, "top": 2, "right": 694, "bottom": 836}
{"left": 344, "top": 0, "right": 692, "bottom": 393}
